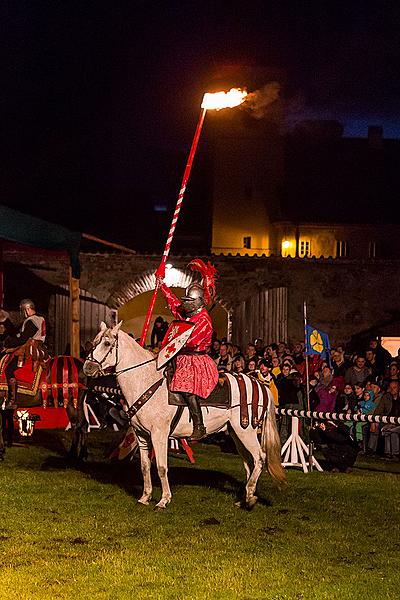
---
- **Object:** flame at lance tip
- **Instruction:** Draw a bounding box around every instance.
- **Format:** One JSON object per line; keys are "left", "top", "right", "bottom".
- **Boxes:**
{"left": 201, "top": 88, "right": 247, "bottom": 110}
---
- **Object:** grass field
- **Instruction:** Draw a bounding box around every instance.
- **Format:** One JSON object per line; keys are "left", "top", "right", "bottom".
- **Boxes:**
{"left": 0, "top": 429, "right": 399, "bottom": 600}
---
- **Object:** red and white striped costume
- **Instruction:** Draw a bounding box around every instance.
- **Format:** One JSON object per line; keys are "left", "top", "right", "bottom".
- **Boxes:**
{"left": 159, "top": 283, "right": 218, "bottom": 398}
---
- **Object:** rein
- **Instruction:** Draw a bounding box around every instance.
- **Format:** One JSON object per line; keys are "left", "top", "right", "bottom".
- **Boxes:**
{"left": 115, "top": 357, "right": 156, "bottom": 376}
{"left": 88, "top": 332, "right": 156, "bottom": 377}
{"left": 88, "top": 331, "right": 163, "bottom": 419}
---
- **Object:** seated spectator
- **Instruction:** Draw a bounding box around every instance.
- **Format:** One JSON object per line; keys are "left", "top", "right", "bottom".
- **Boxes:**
{"left": 210, "top": 339, "right": 221, "bottom": 360}
{"left": 244, "top": 357, "right": 258, "bottom": 375}
{"left": 315, "top": 380, "right": 339, "bottom": 413}
{"left": 277, "top": 341, "right": 289, "bottom": 359}
{"left": 293, "top": 340, "right": 303, "bottom": 354}
{"left": 232, "top": 354, "right": 245, "bottom": 374}
{"left": 355, "top": 389, "right": 376, "bottom": 452}
{"left": 381, "top": 423, "right": 400, "bottom": 460}
{"left": 271, "top": 356, "right": 281, "bottom": 378}
{"left": 353, "top": 383, "right": 365, "bottom": 406}
{"left": 368, "top": 381, "right": 400, "bottom": 458}
{"left": 282, "top": 353, "right": 295, "bottom": 367}
{"left": 336, "top": 383, "right": 358, "bottom": 413}
{"left": 264, "top": 343, "right": 278, "bottom": 359}
{"left": 345, "top": 355, "right": 371, "bottom": 386}
{"left": 365, "top": 376, "right": 384, "bottom": 406}
{"left": 319, "top": 364, "right": 333, "bottom": 389}
{"left": 245, "top": 343, "right": 257, "bottom": 362}
{"left": 384, "top": 361, "right": 400, "bottom": 386}
{"left": 231, "top": 344, "right": 242, "bottom": 357}
{"left": 368, "top": 380, "right": 400, "bottom": 455}
{"left": 214, "top": 342, "right": 233, "bottom": 373}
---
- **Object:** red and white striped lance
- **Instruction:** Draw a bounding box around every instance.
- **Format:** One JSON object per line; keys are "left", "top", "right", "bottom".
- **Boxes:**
{"left": 139, "top": 107, "right": 207, "bottom": 346}
{"left": 140, "top": 88, "right": 248, "bottom": 346}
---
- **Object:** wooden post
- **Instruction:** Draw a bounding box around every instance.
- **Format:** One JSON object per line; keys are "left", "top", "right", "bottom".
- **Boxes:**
{"left": 69, "top": 267, "right": 80, "bottom": 357}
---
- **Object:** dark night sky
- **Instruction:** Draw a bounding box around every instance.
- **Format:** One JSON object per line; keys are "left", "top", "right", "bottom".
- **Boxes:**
{"left": 2, "top": 1, "right": 400, "bottom": 247}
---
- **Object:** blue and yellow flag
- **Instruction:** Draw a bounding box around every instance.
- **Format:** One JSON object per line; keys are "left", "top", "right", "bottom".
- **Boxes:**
{"left": 305, "top": 325, "right": 331, "bottom": 360}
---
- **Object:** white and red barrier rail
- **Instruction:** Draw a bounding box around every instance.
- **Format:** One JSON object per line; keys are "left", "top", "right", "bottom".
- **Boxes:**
{"left": 275, "top": 407, "right": 400, "bottom": 425}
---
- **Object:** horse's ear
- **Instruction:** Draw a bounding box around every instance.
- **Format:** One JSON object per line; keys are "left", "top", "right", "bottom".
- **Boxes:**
{"left": 111, "top": 321, "right": 123, "bottom": 336}
{"left": 100, "top": 321, "right": 107, "bottom": 332}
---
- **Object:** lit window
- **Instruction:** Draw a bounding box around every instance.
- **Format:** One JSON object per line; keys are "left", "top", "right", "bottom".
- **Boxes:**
{"left": 299, "top": 240, "right": 311, "bottom": 257}
{"left": 281, "top": 239, "right": 291, "bottom": 257}
{"left": 336, "top": 240, "right": 349, "bottom": 258}
{"left": 243, "top": 236, "right": 251, "bottom": 249}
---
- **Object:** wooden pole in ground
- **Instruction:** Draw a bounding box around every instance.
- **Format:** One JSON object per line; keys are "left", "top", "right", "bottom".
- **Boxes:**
{"left": 69, "top": 267, "right": 80, "bottom": 358}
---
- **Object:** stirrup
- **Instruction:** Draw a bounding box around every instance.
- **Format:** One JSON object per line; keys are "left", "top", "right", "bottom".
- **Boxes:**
{"left": 189, "top": 425, "right": 206, "bottom": 441}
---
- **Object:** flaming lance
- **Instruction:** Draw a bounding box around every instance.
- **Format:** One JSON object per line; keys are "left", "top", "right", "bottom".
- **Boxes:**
{"left": 140, "top": 88, "right": 248, "bottom": 346}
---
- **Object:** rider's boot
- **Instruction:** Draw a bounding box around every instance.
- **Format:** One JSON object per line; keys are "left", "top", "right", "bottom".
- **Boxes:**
{"left": 185, "top": 394, "right": 206, "bottom": 441}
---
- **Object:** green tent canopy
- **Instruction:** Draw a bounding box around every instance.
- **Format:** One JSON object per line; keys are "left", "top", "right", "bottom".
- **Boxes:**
{"left": 0, "top": 205, "right": 81, "bottom": 277}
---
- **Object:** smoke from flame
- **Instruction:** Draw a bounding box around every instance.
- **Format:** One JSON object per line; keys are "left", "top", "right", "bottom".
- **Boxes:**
{"left": 244, "top": 82, "right": 281, "bottom": 119}
{"left": 201, "top": 88, "right": 248, "bottom": 110}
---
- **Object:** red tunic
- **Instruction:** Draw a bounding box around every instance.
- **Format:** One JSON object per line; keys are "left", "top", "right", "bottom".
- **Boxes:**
{"left": 160, "top": 283, "right": 219, "bottom": 398}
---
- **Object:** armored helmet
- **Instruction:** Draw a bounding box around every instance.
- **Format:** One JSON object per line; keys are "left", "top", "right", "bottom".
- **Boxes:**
{"left": 181, "top": 282, "right": 205, "bottom": 315}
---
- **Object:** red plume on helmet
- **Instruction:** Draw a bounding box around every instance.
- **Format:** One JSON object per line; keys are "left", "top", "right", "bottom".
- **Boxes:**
{"left": 187, "top": 258, "right": 218, "bottom": 305}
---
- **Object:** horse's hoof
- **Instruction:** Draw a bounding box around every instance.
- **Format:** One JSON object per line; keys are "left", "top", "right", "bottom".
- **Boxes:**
{"left": 153, "top": 504, "right": 166, "bottom": 511}
{"left": 137, "top": 498, "right": 151, "bottom": 506}
{"left": 246, "top": 496, "right": 258, "bottom": 510}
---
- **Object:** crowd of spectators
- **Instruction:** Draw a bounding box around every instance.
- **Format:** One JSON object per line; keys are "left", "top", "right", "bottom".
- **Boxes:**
{"left": 205, "top": 334, "right": 400, "bottom": 464}
{"left": 149, "top": 317, "right": 400, "bottom": 465}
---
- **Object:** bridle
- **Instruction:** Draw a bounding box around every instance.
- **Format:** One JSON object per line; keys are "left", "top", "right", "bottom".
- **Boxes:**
{"left": 87, "top": 332, "right": 156, "bottom": 377}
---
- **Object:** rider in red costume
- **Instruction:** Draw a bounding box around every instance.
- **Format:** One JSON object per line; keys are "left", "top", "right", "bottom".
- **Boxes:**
{"left": 156, "top": 259, "right": 219, "bottom": 440}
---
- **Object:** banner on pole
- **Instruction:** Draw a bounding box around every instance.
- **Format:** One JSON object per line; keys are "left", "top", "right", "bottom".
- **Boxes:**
{"left": 305, "top": 325, "right": 331, "bottom": 361}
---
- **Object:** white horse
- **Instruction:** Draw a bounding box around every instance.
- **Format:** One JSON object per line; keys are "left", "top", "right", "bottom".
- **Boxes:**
{"left": 84, "top": 322, "right": 286, "bottom": 509}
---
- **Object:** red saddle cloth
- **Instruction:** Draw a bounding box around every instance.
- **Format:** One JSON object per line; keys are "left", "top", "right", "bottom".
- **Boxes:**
{"left": 0, "top": 352, "right": 45, "bottom": 406}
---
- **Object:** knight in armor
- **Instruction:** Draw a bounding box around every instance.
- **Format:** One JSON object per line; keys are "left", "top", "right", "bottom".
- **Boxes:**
{"left": 156, "top": 259, "right": 219, "bottom": 441}
{"left": 3, "top": 299, "right": 47, "bottom": 406}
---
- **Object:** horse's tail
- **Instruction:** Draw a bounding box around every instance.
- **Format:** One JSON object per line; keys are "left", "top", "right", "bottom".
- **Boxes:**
{"left": 261, "top": 393, "right": 286, "bottom": 485}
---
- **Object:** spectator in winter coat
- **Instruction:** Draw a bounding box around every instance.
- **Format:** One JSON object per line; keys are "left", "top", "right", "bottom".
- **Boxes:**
{"left": 315, "top": 382, "right": 338, "bottom": 413}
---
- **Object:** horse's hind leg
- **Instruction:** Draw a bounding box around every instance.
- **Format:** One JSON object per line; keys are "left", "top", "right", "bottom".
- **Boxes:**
{"left": 229, "top": 421, "right": 265, "bottom": 509}
{"left": 137, "top": 434, "right": 153, "bottom": 506}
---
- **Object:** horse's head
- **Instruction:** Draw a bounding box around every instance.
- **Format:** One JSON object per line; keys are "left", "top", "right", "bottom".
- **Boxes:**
{"left": 83, "top": 321, "right": 122, "bottom": 377}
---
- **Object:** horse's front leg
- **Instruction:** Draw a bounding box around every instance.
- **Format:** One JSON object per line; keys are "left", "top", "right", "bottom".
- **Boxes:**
{"left": 137, "top": 433, "right": 153, "bottom": 506}
{"left": 152, "top": 431, "right": 172, "bottom": 510}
